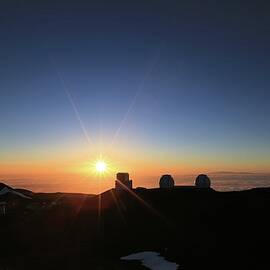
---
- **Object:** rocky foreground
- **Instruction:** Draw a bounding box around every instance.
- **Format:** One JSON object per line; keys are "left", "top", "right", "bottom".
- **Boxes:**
{"left": 0, "top": 183, "right": 270, "bottom": 269}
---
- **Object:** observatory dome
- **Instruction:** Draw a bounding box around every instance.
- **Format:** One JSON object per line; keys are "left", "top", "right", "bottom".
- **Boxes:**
{"left": 159, "top": 175, "right": 175, "bottom": 188}
{"left": 195, "top": 174, "right": 211, "bottom": 188}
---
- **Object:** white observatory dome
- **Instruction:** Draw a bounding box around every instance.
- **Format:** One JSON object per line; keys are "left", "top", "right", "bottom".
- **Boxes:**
{"left": 195, "top": 174, "right": 211, "bottom": 188}
{"left": 159, "top": 175, "right": 175, "bottom": 188}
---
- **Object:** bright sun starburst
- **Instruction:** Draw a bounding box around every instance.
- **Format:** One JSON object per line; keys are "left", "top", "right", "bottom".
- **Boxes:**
{"left": 95, "top": 160, "right": 107, "bottom": 173}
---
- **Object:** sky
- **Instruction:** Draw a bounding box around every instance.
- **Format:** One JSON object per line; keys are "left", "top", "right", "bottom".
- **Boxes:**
{"left": 0, "top": 0, "right": 270, "bottom": 193}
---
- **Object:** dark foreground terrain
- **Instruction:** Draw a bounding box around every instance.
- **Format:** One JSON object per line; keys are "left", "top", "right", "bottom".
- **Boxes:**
{"left": 0, "top": 184, "right": 270, "bottom": 270}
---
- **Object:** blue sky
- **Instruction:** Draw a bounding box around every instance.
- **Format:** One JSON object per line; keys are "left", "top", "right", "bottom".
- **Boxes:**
{"left": 1, "top": 1, "right": 270, "bottom": 191}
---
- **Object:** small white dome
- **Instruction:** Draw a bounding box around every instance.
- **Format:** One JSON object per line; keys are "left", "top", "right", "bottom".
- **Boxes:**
{"left": 195, "top": 174, "right": 211, "bottom": 188}
{"left": 159, "top": 175, "right": 175, "bottom": 188}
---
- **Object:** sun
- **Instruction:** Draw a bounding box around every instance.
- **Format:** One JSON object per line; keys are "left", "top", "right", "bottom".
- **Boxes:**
{"left": 95, "top": 160, "right": 107, "bottom": 173}
{"left": 88, "top": 157, "right": 114, "bottom": 176}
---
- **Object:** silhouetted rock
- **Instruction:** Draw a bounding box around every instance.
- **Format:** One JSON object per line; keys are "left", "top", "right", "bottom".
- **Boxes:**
{"left": 0, "top": 182, "right": 32, "bottom": 200}
{"left": 0, "top": 182, "right": 270, "bottom": 270}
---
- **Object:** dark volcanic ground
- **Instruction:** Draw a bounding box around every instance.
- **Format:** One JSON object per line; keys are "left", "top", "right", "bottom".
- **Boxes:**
{"left": 1, "top": 186, "right": 270, "bottom": 269}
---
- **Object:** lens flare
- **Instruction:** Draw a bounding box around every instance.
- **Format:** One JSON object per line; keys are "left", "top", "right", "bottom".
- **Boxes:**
{"left": 95, "top": 160, "right": 107, "bottom": 173}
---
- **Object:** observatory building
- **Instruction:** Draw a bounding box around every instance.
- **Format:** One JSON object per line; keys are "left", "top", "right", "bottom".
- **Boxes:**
{"left": 195, "top": 174, "right": 211, "bottom": 188}
{"left": 159, "top": 174, "right": 175, "bottom": 188}
{"left": 115, "top": 172, "right": 133, "bottom": 190}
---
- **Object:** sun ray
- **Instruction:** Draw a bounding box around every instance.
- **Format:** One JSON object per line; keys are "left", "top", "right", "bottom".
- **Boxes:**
{"left": 110, "top": 189, "right": 126, "bottom": 223}
{"left": 110, "top": 50, "right": 161, "bottom": 146}
{"left": 115, "top": 180, "right": 173, "bottom": 227}
{"left": 49, "top": 55, "right": 94, "bottom": 146}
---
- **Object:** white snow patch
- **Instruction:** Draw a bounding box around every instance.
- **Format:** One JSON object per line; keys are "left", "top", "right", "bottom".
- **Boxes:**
{"left": 0, "top": 187, "right": 31, "bottom": 199}
{"left": 0, "top": 187, "right": 13, "bottom": 196}
{"left": 121, "top": 251, "right": 179, "bottom": 270}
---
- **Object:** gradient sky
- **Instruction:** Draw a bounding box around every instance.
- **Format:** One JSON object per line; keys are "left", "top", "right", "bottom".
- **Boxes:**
{"left": 1, "top": 0, "right": 270, "bottom": 193}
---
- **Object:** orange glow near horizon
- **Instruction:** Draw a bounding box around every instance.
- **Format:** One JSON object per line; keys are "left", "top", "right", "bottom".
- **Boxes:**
{"left": 1, "top": 141, "right": 270, "bottom": 194}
